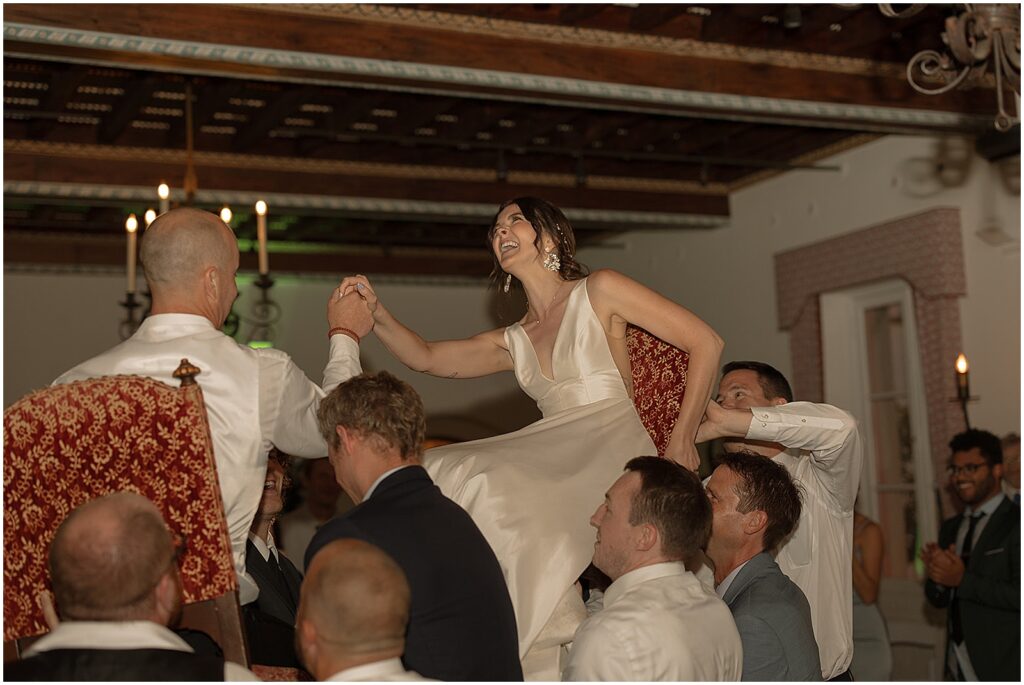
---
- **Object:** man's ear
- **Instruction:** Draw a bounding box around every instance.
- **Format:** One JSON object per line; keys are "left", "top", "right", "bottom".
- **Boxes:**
{"left": 770, "top": 396, "right": 788, "bottom": 407}
{"left": 992, "top": 462, "right": 1004, "bottom": 482}
{"left": 297, "top": 617, "right": 318, "bottom": 671}
{"left": 335, "top": 425, "right": 356, "bottom": 454}
{"left": 743, "top": 510, "right": 768, "bottom": 538}
{"left": 153, "top": 570, "right": 180, "bottom": 623}
{"left": 203, "top": 266, "right": 219, "bottom": 299}
{"left": 635, "top": 522, "right": 658, "bottom": 553}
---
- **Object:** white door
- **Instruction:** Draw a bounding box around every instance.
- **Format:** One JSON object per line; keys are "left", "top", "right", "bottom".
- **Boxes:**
{"left": 820, "top": 278, "right": 944, "bottom": 680}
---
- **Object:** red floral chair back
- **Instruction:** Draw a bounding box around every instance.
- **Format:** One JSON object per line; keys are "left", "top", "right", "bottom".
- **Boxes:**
{"left": 627, "top": 325, "right": 690, "bottom": 456}
{"left": 3, "top": 360, "right": 243, "bottom": 661}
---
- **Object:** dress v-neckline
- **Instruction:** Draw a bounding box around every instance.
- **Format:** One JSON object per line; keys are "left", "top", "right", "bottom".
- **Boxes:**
{"left": 519, "top": 278, "right": 586, "bottom": 383}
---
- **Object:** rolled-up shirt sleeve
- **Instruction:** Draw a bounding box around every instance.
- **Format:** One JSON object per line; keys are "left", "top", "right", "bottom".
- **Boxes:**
{"left": 745, "top": 402, "right": 861, "bottom": 512}
{"left": 258, "top": 336, "right": 362, "bottom": 458}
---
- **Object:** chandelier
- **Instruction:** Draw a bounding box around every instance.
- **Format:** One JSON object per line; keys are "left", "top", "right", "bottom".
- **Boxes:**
{"left": 880, "top": 4, "right": 1020, "bottom": 131}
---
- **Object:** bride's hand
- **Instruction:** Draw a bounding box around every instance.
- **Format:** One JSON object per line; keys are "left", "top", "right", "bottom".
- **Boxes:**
{"left": 338, "top": 275, "right": 381, "bottom": 317}
{"left": 665, "top": 439, "right": 701, "bottom": 473}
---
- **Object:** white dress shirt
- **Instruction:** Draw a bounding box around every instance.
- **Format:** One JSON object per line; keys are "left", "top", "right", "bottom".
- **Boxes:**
{"left": 327, "top": 657, "right": 433, "bottom": 681}
{"left": 715, "top": 559, "right": 750, "bottom": 600}
{"left": 54, "top": 313, "right": 361, "bottom": 604}
{"left": 562, "top": 562, "right": 742, "bottom": 681}
{"left": 745, "top": 401, "right": 863, "bottom": 680}
{"left": 23, "top": 620, "right": 258, "bottom": 681}
{"left": 247, "top": 530, "right": 280, "bottom": 563}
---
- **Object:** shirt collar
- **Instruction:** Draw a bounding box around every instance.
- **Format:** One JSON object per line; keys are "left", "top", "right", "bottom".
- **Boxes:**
{"left": 966, "top": 492, "right": 1005, "bottom": 517}
{"left": 362, "top": 464, "right": 415, "bottom": 502}
{"left": 715, "top": 558, "right": 751, "bottom": 599}
{"left": 137, "top": 312, "right": 215, "bottom": 332}
{"left": 248, "top": 531, "right": 278, "bottom": 563}
{"left": 24, "top": 621, "right": 191, "bottom": 656}
{"left": 328, "top": 657, "right": 408, "bottom": 681}
{"left": 604, "top": 561, "right": 689, "bottom": 608}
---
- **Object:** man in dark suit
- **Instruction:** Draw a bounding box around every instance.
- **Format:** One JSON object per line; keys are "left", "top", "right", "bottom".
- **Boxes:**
{"left": 705, "top": 451, "right": 821, "bottom": 681}
{"left": 306, "top": 371, "right": 523, "bottom": 681}
{"left": 923, "top": 429, "right": 1020, "bottom": 682}
{"left": 244, "top": 451, "right": 303, "bottom": 667}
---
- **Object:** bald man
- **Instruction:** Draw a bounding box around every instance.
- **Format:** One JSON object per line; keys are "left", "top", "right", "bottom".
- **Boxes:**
{"left": 6, "top": 492, "right": 257, "bottom": 681}
{"left": 54, "top": 207, "right": 372, "bottom": 605}
{"left": 296, "top": 539, "right": 430, "bottom": 681}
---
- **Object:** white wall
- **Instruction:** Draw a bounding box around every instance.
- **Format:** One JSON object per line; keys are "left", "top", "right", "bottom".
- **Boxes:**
{"left": 4, "top": 135, "right": 1020, "bottom": 436}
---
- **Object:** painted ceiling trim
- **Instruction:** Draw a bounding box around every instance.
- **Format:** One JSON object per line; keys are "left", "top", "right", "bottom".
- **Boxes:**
{"left": 4, "top": 140, "right": 730, "bottom": 195}
{"left": 4, "top": 22, "right": 990, "bottom": 131}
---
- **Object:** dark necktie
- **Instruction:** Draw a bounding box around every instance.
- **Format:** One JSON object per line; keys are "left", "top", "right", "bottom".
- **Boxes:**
{"left": 950, "top": 512, "right": 985, "bottom": 644}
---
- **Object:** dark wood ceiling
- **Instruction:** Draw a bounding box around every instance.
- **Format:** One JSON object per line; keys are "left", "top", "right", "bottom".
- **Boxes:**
{"left": 3, "top": 3, "right": 1006, "bottom": 277}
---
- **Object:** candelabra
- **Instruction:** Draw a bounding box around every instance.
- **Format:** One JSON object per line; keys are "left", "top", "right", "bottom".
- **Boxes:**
{"left": 243, "top": 274, "right": 281, "bottom": 346}
{"left": 119, "top": 291, "right": 142, "bottom": 340}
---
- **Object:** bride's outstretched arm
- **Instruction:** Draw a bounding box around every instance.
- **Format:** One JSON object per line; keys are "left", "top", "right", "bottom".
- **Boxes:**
{"left": 588, "top": 269, "right": 724, "bottom": 471}
{"left": 337, "top": 275, "right": 513, "bottom": 379}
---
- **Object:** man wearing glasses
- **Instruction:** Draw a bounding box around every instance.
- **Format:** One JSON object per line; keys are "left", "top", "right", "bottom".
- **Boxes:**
{"left": 922, "top": 429, "right": 1020, "bottom": 682}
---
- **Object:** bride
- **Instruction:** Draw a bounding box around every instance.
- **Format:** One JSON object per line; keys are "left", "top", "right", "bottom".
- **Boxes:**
{"left": 339, "top": 197, "right": 723, "bottom": 677}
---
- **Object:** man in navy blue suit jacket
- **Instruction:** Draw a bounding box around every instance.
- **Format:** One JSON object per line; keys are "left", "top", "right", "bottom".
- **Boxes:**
{"left": 306, "top": 371, "right": 523, "bottom": 682}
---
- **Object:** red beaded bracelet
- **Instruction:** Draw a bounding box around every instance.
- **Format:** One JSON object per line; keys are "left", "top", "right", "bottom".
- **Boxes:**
{"left": 328, "top": 326, "right": 360, "bottom": 343}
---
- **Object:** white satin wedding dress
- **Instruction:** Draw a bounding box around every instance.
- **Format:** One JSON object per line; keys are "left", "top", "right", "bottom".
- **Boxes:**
{"left": 423, "top": 277, "right": 657, "bottom": 669}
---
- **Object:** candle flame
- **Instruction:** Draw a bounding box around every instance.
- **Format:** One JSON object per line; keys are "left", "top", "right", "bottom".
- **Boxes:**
{"left": 144, "top": 209, "right": 157, "bottom": 227}
{"left": 955, "top": 354, "right": 968, "bottom": 374}
{"left": 220, "top": 206, "right": 233, "bottom": 224}
{"left": 125, "top": 214, "right": 138, "bottom": 233}
{"left": 255, "top": 200, "right": 267, "bottom": 216}
{"left": 157, "top": 183, "right": 170, "bottom": 200}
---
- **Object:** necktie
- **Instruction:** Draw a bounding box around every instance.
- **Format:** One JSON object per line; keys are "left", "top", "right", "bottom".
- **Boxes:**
{"left": 1014, "top": 492, "right": 1020, "bottom": 506}
{"left": 950, "top": 512, "right": 985, "bottom": 644}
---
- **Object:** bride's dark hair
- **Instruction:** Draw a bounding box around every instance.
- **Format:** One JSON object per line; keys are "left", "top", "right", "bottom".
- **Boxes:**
{"left": 488, "top": 197, "right": 590, "bottom": 293}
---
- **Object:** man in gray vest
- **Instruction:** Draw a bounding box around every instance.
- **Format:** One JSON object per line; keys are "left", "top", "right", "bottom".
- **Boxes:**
{"left": 705, "top": 451, "right": 821, "bottom": 681}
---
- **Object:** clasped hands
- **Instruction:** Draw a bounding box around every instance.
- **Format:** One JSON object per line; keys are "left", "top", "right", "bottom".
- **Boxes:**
{"left": 327, "top": 274, "right": 378, "bottom": 339}
{"left": 920, "top": 541, "right": 966, "bottom": 588}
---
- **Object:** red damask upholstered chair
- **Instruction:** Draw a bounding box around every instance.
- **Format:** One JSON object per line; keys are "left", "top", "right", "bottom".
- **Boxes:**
{"left": 3, "top": 360, "right": 247, "bottom": 665}
{"left": 627, "top": 325, "right": 690, "bottom": 456}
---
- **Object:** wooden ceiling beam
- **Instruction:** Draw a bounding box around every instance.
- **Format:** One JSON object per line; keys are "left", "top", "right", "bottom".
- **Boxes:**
{"left": 4, "top": 150, "right": 731, "bottom": 217}
{"left": 629, "top": 5, "right": 688, "bottom": 32}
{"left": 2, "top": 230, "right": 494, "bottom": 277}
{"left": 3, "top": 3, "right": 992, "bottom": 126}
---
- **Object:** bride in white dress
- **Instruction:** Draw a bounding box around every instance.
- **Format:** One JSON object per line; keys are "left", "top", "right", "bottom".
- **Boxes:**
{"left": 339, "top": 197, "right": 723, "bottom": 677}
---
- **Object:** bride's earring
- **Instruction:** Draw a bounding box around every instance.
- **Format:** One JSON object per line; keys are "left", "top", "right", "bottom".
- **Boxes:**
{"left": 543, "top": 249, "right": 561, "bottom": 272}
{"left": 503, "top": 273, "right": 512, "bottom": 293}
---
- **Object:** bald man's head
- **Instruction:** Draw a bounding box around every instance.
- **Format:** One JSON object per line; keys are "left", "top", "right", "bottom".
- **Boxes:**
{"left": 49, "top": 491, "right": 178, "bottom": 622}
{"left": 141, "top": 208, "right": 239, "bottom": 325}
{"left": 297, "top": 539, "right": 410, "bottom": 676}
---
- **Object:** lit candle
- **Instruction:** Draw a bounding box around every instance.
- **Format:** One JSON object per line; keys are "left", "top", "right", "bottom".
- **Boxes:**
{"left": 220, "top": 206, "right": 233, "bottom": 225}
{"left": 144, "top": 208, "right": 157, "bottom": 228}
{"left": 255, "top": 200, "right": 269, "bottom": 276}
{"left": 955, "top": 353, "right": 969, "bottom": 401}
{"left": 157, "top": 183, "right": 170, "bottom": 214}
{"left": 125, "top": 214, "right": 139, "bottom": 294}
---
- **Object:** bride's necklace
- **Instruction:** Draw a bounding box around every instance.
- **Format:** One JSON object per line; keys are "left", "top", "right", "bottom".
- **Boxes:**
{"left": 526, "top": 279, "right": 566, "bottom": 325}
